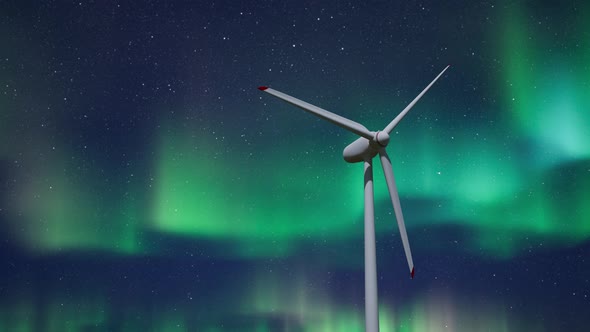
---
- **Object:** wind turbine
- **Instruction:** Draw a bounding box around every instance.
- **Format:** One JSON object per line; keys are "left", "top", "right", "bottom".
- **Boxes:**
{"left": 258, "top": 65, "right": 450, "bottom": 332}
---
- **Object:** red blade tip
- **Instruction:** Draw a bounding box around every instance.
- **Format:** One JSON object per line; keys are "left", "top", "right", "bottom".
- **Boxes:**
{"left": 258, "top": 86, "right": 268, "bottom": 91}
{"left": 410, "top": 267, "right": 415, "bottom": 279}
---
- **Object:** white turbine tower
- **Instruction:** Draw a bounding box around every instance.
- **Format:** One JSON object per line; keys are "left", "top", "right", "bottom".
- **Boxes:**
{"left": 258, "top": 65, "right": 450, "bottom": 332}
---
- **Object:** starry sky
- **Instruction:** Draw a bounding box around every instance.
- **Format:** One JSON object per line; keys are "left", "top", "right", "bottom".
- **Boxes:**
{"left": 1, "top": 0, "right": 590, "bottom": 331}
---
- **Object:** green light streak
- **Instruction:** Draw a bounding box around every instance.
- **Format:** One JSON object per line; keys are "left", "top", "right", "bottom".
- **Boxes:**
{"left": 150, "top": 102, "right": 590, "bottom": 259}
{"left": 153, "top": 311, "right": 187, "bottom": 332}
{"left": 0, "top": 270, "right": 556, "bottom": 332}
{"left": 238, "top": 269, "right": 538, "bottom": 331}
{"left": 0, "top": 289, "right": 107, "bottom": 332}
{"left": 45, "top": 294, "right": 107, "bottom": 332}
{"left": 8, "top": 8, "right": 590, "bottom": 260}
{"left": 152, "top": 126, "right": 364, "bottom": 257}
{"left": 0, "top": 296, "right": 34, "bottom": 332}
{"left": 499, "top": 3, "right": 590, "bottom": 162}
{"left": 14, "top": 151, "right": 143, "bottom": 255}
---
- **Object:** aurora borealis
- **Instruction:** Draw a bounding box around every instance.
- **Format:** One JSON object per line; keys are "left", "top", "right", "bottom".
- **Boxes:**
{"left": 1, "top": 0, "right": 590, "bottom": 331}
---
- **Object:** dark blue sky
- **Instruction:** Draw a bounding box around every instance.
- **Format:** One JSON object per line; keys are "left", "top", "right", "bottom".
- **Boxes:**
{"left": 1, "top": 1, "right": 589, "bottom": 331}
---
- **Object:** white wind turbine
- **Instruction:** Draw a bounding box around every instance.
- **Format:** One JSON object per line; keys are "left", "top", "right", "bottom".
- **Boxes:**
{"left": 258, "top": 65, "right": 450, "bottom": 332}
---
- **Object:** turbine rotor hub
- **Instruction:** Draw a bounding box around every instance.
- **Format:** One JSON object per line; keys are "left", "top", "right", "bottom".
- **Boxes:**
{"left": 374, "top": 131, "right": 390, "bottom": 147}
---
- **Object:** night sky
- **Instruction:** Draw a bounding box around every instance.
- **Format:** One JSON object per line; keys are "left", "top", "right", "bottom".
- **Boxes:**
{"left": 1, "top": 1, "right": 590, "bottom": 331}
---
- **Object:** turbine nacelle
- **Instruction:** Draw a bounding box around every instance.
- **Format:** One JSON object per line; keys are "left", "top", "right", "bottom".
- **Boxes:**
{"left": 343, "top": 131, "right": 390, "bottom": 163}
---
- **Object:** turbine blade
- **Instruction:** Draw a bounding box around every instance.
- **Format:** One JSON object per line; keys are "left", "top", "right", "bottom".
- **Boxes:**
{"left": 378, "top": 149, "right": 415, "bottom": 278}
{"left": 383, "top": 65, "right": 450, "bottom": 134}
{"left": 258, "top": 86, "right": 374, "bottom": 140}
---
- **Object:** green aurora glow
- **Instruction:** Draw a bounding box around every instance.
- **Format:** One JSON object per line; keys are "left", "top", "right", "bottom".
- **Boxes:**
{"left": 4, "top": 1, "right": 589, "bottom": 261}
{"left": 499, "top": 2, "right": 590, "bottom": 162}
{"left": 10, "top": 26, "right": 590, "bottom": 259}
{"left": 2, "top": 1, "right": 590, "bottom": 331}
